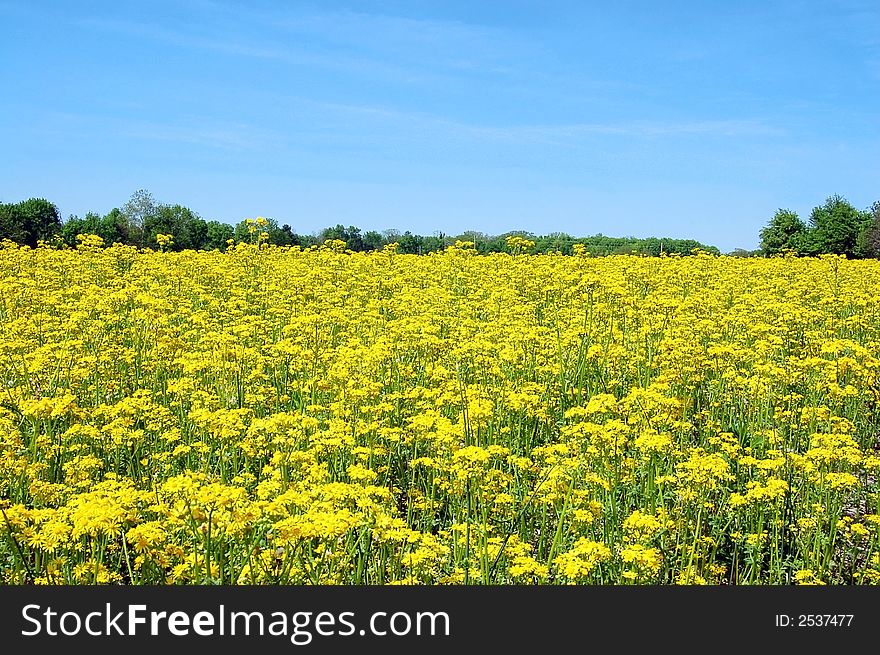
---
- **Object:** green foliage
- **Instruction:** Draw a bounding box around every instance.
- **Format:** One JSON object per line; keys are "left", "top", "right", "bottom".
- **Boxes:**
{"left": 318, "top": 224, "right": 365, "bottom": 250}
{"left": 121, "top": 189, "right": 159, "bottom": 247}
{"left": 2, "top": 189, "right": 738, "bottom": 257}
{"left": 727, "top": 248, "right": 761, "bottom": 257}
{"left": 0, "top": 203, "right": 27, "bottom": 243}
{"left": 759, "top": 209, "right": 806, "bottom": 254}
{"left": 758, "top": 196, "right": 878, "bottom": 258}
{"left": 0, "top": 198, "right": 62, "bottom": 246}
{"left": 273, "top": 223, "right": 299, "bottom": 247}
{"left": 421, "top": 233, "right": 448, "bottom": 253}
{"left": 806, "top": 195, "right": 871, "bottom": 257}
{"left": 13, "top": 189, "right": 880, "bottom": 261}
{"left": 233, "top": 216, "right": 302, "bottom": 246}
{"left": 60, "top": 208, "right": 131, "bottom": 247}
{"left": 144, "top": 204, "right": 208, "bottom": 251}
{"left": 60, "top": 212, "right": 98, "bottom": 246}
{"left": 205, "top": 221, "right": 234, "bottom": 250}
{"left": 395, "top": 231, "right": 425, "bottom": 254}
{"left": 362, "top": 230, "right": 385, "bottom": 251}
{"left": 858, "top": 201, "right": 880, "bottom": 259}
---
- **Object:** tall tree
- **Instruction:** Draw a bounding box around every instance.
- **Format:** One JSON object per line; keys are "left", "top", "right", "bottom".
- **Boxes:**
{"left": 233, "top": 216, "right": 296, "bottom": 246}
{"left": 0, "top": 202, "right": 27, "bottom": 243}
{"left": 100, "top": 207, "right": 133, "bottom": 245}
{"left": 60, "top": 212, "right": 100, "bottom": 246}
{"left": 362, "top": 230, "right": 386, "bottom": 251}
{"left": 0, "top": 198, "right": 62, "bottom": 246}
{"left": 144, "top": 204, "right": 208, "bottom": 250}
{"left": 807, "top": 195, "right": 871, "bottom": 257}
{"left": 122, "top": 189, "right": 159, "bottom": 247}
{"left": 318, "top": 224, "right": 365, "bottom": 250}
{"left": 205, "top": 220, "right": 234, "bottom": 250}
{"left": 396, "top": 230, "right": 423, "bottom": 254}
{"left": 759, "top": 209, "right": 807, "bottom": 254}
{"left": 272, "top": 223, "right": 297, "bottom": 246}
{"left": 857, "top": 201, "right": 880, "bottom": 258}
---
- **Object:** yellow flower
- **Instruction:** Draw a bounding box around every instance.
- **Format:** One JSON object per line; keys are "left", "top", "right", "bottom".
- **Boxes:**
{"left": 553, "top": 539, "right": 612, "bottom": 582}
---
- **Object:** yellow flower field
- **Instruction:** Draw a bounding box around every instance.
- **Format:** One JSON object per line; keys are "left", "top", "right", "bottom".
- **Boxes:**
{"left": 2, "top": 240, "right": 880, "bottom": 585}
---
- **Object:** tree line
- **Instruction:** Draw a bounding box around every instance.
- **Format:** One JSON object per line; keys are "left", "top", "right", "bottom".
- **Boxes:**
{"left": 7, "top": 190, "right": 880, "bottom": 258}
{"left": 758, "top": 195, "right": 880, "bottom": 258}
{"left": 0, "top": 189, "right": 721, "bottom": 256}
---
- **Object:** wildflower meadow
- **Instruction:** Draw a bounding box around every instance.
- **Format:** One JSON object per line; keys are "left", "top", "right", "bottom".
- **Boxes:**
{"left": 2, "top": 238, "right": 879, "bottom": 585}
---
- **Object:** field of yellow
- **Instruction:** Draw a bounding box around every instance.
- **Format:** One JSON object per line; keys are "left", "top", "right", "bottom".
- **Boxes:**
{"left": 1, "top": 240, "right": 879, "bottom": 584}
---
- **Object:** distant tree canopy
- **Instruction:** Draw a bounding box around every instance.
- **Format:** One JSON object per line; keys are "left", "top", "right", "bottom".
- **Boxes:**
{"left": 759, "top": 209, "right": 807, "bottom": 255}
{"left": 759, "top": 195, "right": 876, "bottom": 257}
{"left": 205, "top": 220, "right": 234, "bottom": 250}
{"left": 233, "top": 216, "right": 298, "bottom": 247}
{"left": 859, "top": 201, "right": 880, "bottom": 259}
{"left": 60, "top": 209, "right": 129, "bottom": 247}
{"left": 7, "top": 189, "right": 880, "bottom": 259}
{"left": 144, "top": 204, "right": 208, "bottom": 251}
{"left": 2, "top": 189, "right": 732, "bottom": 256}
{"left": 0, "top": 198, "right": 62, "bottom": 246}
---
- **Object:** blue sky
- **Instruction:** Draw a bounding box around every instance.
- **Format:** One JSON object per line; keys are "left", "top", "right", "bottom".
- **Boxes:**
{"left": 2, "top": 1, "right": 878, "bottom": 251}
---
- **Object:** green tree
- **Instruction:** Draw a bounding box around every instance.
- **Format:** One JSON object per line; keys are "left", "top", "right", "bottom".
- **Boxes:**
{"left": 144, "top": 204, "right": 208, "bottom": 250}
{"left": 536, "top": 232, "right": 574, "bottom": 254}
{"left": 122, "top": 189, "right": 159, "bottom": 247}
{"left": 61, "top": 208, "right": 132, "bottom": 246}
{"left": 807, "top": 195, "right": 871, "bottom": 257}
{"left": 61, "top": 212, "right": 100, "bottom": 246}
{"left": 363, "top": 230, "right": 386, "bottom": 251}
{"left": 455, "top": 231, "right": 491, "bottom": 253}
{"left": 233, "top": 219, "right": 251, "bottom": 243}
{"left": 422, "top": 232, "right": 450, "bottom": 253}
{"left": 0, "top": 198, "right": 62, "bottom": 246}
{"left": 100, "top": 207, "right": 133, "bottom": 244}
{"left": 759, "top": 209, "right": 806, "bottom": 254}
{"left": 857, "top": 201, "right": 880, "bottom": 258}
{"left": 271, "top": 223, "right": 297, "bottom": 246}
{"left": 0, "top": 203, "right": 27, "bottom": 243}
{"left": 204, "top": 220, "right": 234, "bottom": 250}
{"left": 396, "top": 230, "right": 423, "bottom": 254}
{"left": 318, "top": 224, "right": 365, "bottom": 250}
{"left": 233, "top": 216, "right": 295, "bottom": 246}
{"left": 20, "top": 198, "right": 62, "bottom": 245}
